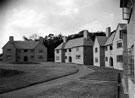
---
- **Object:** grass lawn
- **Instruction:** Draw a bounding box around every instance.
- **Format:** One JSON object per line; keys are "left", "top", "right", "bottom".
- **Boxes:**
{"left": 30, "top": 80, "right": 117, "bottom": 98}
{"left": 28, "top": 66, "right": 121, "bottom": 98}
{"left": 0, "top": 65, "right": 78, "bottom": 94}
{"left": 80, "top": 66, "right": 122, "bottom": 81}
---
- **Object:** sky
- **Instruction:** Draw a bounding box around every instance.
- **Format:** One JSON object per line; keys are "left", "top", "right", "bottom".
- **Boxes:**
{"left": 0, "top": 0, "right": 125, "bottom": 53}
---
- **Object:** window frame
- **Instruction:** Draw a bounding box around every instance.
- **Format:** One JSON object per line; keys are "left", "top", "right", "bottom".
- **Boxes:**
{"left": 117, "top": 42, "right": 123, "bottom": 48}
{"left": 38, "top": 55, "right": 43, "bottom": 59}
{"left": 95, "top": 47, "right": 98, "bottom": 53}
{"left": 24, "top": 49, "right": 28, "bottom": 52}
{"left": 69, "top": 49, "right": 72, "bottom": 52}
{"left": 95, "top": 57, "right": 98, "bottom": 63}
{"left": 117, "top": 55, "right": 123, "bottom": 62}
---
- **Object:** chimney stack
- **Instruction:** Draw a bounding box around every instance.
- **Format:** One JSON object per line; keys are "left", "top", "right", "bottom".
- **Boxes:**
{"left": 83, "top": 30, "right": 88, "bottom": 39}
{"left": 9, "top": 36, "right": 14, "bottom": 42}
{"left": 39, "top": 37, "right": 44, "bottom": 43}
{"left": 106, "top": 27, "right": 111, "bottom": 37}
{"left": 63, "top": 36, "right": 67, "bottom": 43}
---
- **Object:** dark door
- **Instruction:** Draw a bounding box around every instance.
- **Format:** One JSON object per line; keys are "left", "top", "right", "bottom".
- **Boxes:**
{"left": 69, "top": 56, "right": 72, "bottom": 62}
{"left": 109, "top": 57, "right": 113, "bottom": 67}
{"left": 24, "top": 56, "right": 28, "bottom": 62}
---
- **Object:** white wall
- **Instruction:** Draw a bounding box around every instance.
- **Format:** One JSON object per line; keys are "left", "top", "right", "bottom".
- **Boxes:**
{"left": 93, "top": 39, "right": 100, "bottom": 67}
{"left": 65, "top": 47, "right": 84, "bottom": 64}
{"left": 105, "top": 45, "right": 114, "bottom": 68}
{"left": 113, "top": 26, "right": 124, "bottom": 70}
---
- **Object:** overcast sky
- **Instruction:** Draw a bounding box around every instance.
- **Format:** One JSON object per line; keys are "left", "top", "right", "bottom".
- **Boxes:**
{"left": 0, "top": 0, "right": 125, "bottom": 53}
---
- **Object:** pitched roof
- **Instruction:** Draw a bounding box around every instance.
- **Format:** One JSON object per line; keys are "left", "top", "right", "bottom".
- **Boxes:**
{"left": 13, "top": 41, "right": 39, "bottom": 49}
{"left": 122, "top": 24, "right": 127, "bottom": 30}
{"left": 105, "top": 32, "right": 116, "bottom": 45}
{"left": 65, "top": 37, "right": 93, "bottom": 49}
{"left": 118, "top": 23, "right": 126, "bottom": 29}
{"left": 96, "top": 36, "right": 108, "bottom": 46}
{"left": 105, "top": 23, "right": 126, "bottom": 46}
{"left": 55, "top": 42, "right": 66, "bottom": 50}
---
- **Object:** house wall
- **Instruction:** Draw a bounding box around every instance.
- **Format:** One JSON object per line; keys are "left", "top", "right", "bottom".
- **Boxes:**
{"left": 16, "top": 49, "right": 35, "bottom": 62}
{"left": 3, "top": 41, "right": 16, "bottom": 62}
{"left": 127, "top": 1, "right": 135, "bottom": 98}
{"left": 55, "top": 49, "right": 65, "bottom": 63}
{"left": 93, "top": 39, "right": 100, "bottom": 67}
{"left": 65, "top": 47, "right": 84, "bottom": 64}
{"left": 113, "top": 26, "right": 124, "bottom": 70}
{"left": 84, "top": 46, "right": 93, "bottom": 65}
{"left": 72, "top": 47, "right": 84, "bottom": 64}
{"left": 105, "top": 45, "right": 114, "bottom": 68}
{"left": 35, "top": 43, "right": 47, "bottom": 62}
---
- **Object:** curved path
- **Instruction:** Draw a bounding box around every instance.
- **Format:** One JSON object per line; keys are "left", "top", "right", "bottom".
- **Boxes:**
{"left": 0, "top": 63, "right": 94, "bottom": 98}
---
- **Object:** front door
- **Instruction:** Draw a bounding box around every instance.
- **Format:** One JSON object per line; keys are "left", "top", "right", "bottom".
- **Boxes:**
{"left": 69, "top": 56, "right": 72, "bottom": 62}
{"left": 24, "top": 56, "right": 28, "bottom": 62}
{"left": 109, "top": 57, "right": 113, "bottom": 67}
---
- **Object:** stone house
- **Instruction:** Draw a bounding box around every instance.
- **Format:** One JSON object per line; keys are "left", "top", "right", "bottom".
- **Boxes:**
{"left": 55, "top": 37, "right": 66, "bottom": 63}
{"left": 55, "top": 30, "right": 93, "bottom": 65}
{"left": 120, "top": 0, "right": 135, "bottom": 98}
{"left": 2, "top": 36, "right": 47, "bottom": 63}
{"left": 93, "top": 36, "right": 108, "bottom": 67}
{"left": 105, "top": 24, "right": 127, "bottom": 70}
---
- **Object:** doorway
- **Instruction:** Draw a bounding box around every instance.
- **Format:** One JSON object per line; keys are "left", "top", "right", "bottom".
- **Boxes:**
{"left": 69, "top": 56, "right": 72, "bottom": 62}
{"left": 109, "top": 57, "right": 113, "bottom": 67}
{"left": 24, "top": 56, "right": 28, "bottom": 62}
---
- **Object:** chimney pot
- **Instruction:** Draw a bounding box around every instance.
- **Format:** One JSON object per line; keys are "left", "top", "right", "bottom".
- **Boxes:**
{"left": 106, "top": 27, "right": 111, "bottom": 37}
{"left": 63, "top": 36, "right": 67, "bottom": 43}
{"left": 83, "top": 30, "right": 88, "bottom": 39}
{"left": 9, "top": 36, "right": 14, "bottom": 42}
{"left": 39, "top": 37, "right": 44, "bottom": 43}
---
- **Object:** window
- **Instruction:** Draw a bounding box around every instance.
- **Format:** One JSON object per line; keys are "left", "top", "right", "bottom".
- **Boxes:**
{"left": 38, "top": 49, "right": 43, "bottom": 53}
{"left": 31, "top": 50, "right": 34, "bottom": 52}
{"left": 6, "top": 55, "right": 11, "bottom": 59}
{"left": 31, "top": 56, "right": 34, "bottom": 58}
{"left": 76, "top": 47, "right": 79, "bottom": 51}
{"left": 24, "top": 49, "right": 28, "bottom": 52}
{"left": 117, "top": 42, "right": 122, "bottom": 48}
{"left": 65, "top": 49, "right": 67, "bottom": 52}
{"left": 69, "top": 49, "right": 71, "bottom": 52}
{"left": 117, "top": 55, "right": 123, "bottom": 62}
{"left": 95, "top": 48, "right": 98, "bottom": 53}
{"left": 76, "top": 55, "right": 81, "bottom": 59}
{"left": 110, "top": 45, "right": 113, "bottom": 50}
{"left": 56, "top": 56, "right": 59, "bottom": 60}
{"left": 105, "top": 57, "right": 108, "bottom": 61}
{"left": 95, "top": 57, "right": 98, "bottom": 63}
{"left": 17, "top": 49, "right": 21, "bottom": 52}
{"left": 120, "top": 30, "right": 123, "bottom": 39}
{"left": 7, "top": 49, "right": 11, "bottom": 52}
{"left": 56, "top": 50, "right": 59, "bottom": 53}
{"left": 105, "top": 46, "right": 108, "bottom": 51}
{"left": 65, "top": 56, "right": 67, "bottom": 59}
{"left": 38, "top": 55, "right": 43, "bottom": 59}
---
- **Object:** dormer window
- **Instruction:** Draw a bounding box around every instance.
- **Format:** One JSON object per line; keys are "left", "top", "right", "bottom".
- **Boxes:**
{"left": 95, "top": 48, "right": 98, "bottom": 53}
{"left": 7, "top": 49, "right": 11, "bottom": 52}
{"left": 56, "top": 50, "right": 59, "bottom": 53}
{"left": 38, "top": 49, "right": 43, "bottom": 53}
